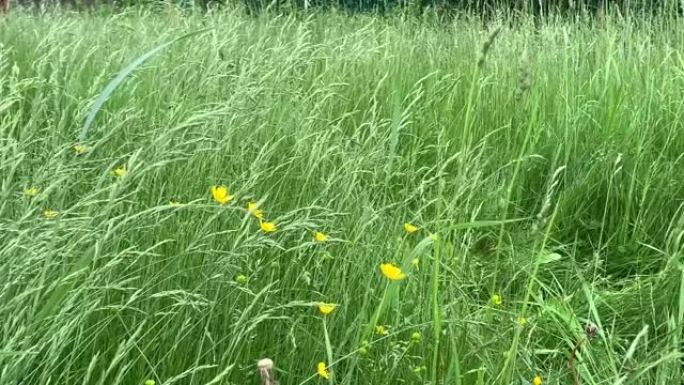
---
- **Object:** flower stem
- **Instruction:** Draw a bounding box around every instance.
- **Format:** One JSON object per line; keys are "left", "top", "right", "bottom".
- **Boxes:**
{"left": 431, "top": 236, "right": 442, "bottom": 385}
{"left": 322, "top": 318, "right": 334, "bottom": 385}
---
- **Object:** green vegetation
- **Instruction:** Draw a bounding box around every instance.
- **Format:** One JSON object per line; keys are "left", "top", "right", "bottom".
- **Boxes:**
{"left": 2, "top": 8, "right": 684, "bottom": 385}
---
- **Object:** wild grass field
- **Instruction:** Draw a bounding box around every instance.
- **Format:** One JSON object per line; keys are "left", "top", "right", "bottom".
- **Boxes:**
{"left": 2, "top": 7, "right": 684, "bottom": 385}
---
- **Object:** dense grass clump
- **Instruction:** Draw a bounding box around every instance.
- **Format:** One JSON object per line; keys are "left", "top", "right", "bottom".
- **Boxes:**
{"left": 1, "top": 8, "right": 684, "bottom": 385}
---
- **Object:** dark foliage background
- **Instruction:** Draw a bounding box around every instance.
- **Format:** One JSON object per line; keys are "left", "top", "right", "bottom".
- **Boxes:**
{"left": 11, "top": 0, "right": 684, "bottom": 16}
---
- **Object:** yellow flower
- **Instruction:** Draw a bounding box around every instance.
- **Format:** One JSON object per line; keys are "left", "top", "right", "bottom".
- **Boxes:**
{"left": 211, "top": 185, "right": 234, "bottom": 205}
{"left": 411, "top": 257, "right": 420, "bottom": 268}
{"left": 23, "top": 187, "right": 40, "bottom": 198}
{"left": 317, "top": 302, "right": 337, "bottom": 316}
{"left": 380, "top": 263, "right": 406, "bottom": 281}
{"left": 314, "top": 231, "right": 329, "bottom": 243}
{"left": 411, "top": 331, "right": 422, "bottom": 342}
{"left": 72, "top": 144, "right": 90, "bottom": 155}
{"left": 375, "top": 325, "right": 389, "bottom": 336}
{"left": 112, "top": 165, "right": 127, "bottom": 177}
{"left": 404, "top": 222, "right": 419, "bottom": 234}
{"left": 42, "top": 209, "right": 59, "bottom": 219}
{"left": 235, "top": 274, "right": 248, "bottom": 284}
{"left": 169, "top": 198, "right": 184, "bottom": 207}
{"left": 518, "top": 316, "right": 528, "bottom": 327}
{"left": 316, "top": 362, "right": 330, "bottom": 379}
{"left": 144, "top": 380, "right": 155, "bottom": 385}
{"left": 247, "top": 201, "right": 264, "bottom": 219}
{"left": 259, "top": 220, "right": 277, "bottom": 233}
{"left": 532, "top": 375, "right": 542, "bottom": 385}
{"left": 491, "top": 293, "right": 502, "bottom": 306}
{"left": 358, "top": 340, "right": 370, "bottom": 355}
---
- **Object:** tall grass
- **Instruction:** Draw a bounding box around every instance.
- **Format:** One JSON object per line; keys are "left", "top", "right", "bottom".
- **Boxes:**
{"left": 1, "top": 7, "right": 684, "bottom": 385}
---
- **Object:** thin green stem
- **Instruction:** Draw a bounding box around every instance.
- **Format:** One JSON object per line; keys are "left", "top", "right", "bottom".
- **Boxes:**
{"left": 322, "top": 318, "right": 335, "bottom": 385}
{"left": 430, "top": 236, "right": 442, "bottom": 385}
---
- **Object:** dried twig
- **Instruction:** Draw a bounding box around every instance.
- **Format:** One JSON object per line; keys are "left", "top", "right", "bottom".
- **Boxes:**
{"left": 569, "top": 323, "right": 598, "bottom": 385}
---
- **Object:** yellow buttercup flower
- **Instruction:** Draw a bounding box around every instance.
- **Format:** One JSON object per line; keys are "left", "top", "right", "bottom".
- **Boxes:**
{"left": 247, "top": 201, "right": 264, "bottom": 219}
{"left": 144, "top": 380, "right": 156, "bottom": 385}
{"left": 532, "top": 375, "right": 542, "bottom": 385}
{"left": 42, "top": 209, "right": 59, "bottom": 219}
{"left": 23, "top": 186, "right": 40, "bottom": 198}
{"left": 380, "top": 263, "right": 406, "bottom": 281}
{"left": 112, "top": 165, "right": 127, "bottom": 177}
{"left": 404, "top": 222, "right": 419, "bottom": 234}
{"left": 411, "top": 257, "right": 420, "bottom": 268}
{"left": 358, "top": 340, "right": 370, "bottom": 355}
{"left": 316, "top": 362, "right": 330, "bottom": 379}
{"left": 235, "top": 274, "right": 248, "bottom": 284}
{"left": 491, "top": 293, "right": 502, "bottom": 306}
{"left": 72, "top": 144, "right": 91, "bottom": 155}
{"left": 375, "top": 325, "right": 389, "bottom": 336}
{"left": 259, "top": 220, "right": 277, "bottom": 233}
{"left": 317, "top": 302, "right": 337, "bottom": 316}
{"left": 211, "top": 185, "right": 234, "bottom": 205}
{"left": 411, "top": 331, "right": 422, "bottom": 342}
{"left": 314, "top": 231, "right": 329, "bottom": 243}
{"left": 518, "top": 316, "right": 528, "bottom": 327}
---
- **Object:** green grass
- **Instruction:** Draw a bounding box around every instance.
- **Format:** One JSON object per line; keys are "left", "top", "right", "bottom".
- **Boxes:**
{"left": 2, "top": 7, "right": 684, "bottom": 385}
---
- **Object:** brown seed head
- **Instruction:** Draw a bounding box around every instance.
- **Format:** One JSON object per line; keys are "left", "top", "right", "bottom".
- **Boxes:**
{"left": 585, "top": 322, "right": 598, "bottom": 340}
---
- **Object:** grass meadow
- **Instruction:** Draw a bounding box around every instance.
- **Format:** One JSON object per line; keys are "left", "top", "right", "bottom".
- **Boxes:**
{"left": 2, "top": 8, "right": 684, "bottom": 385}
